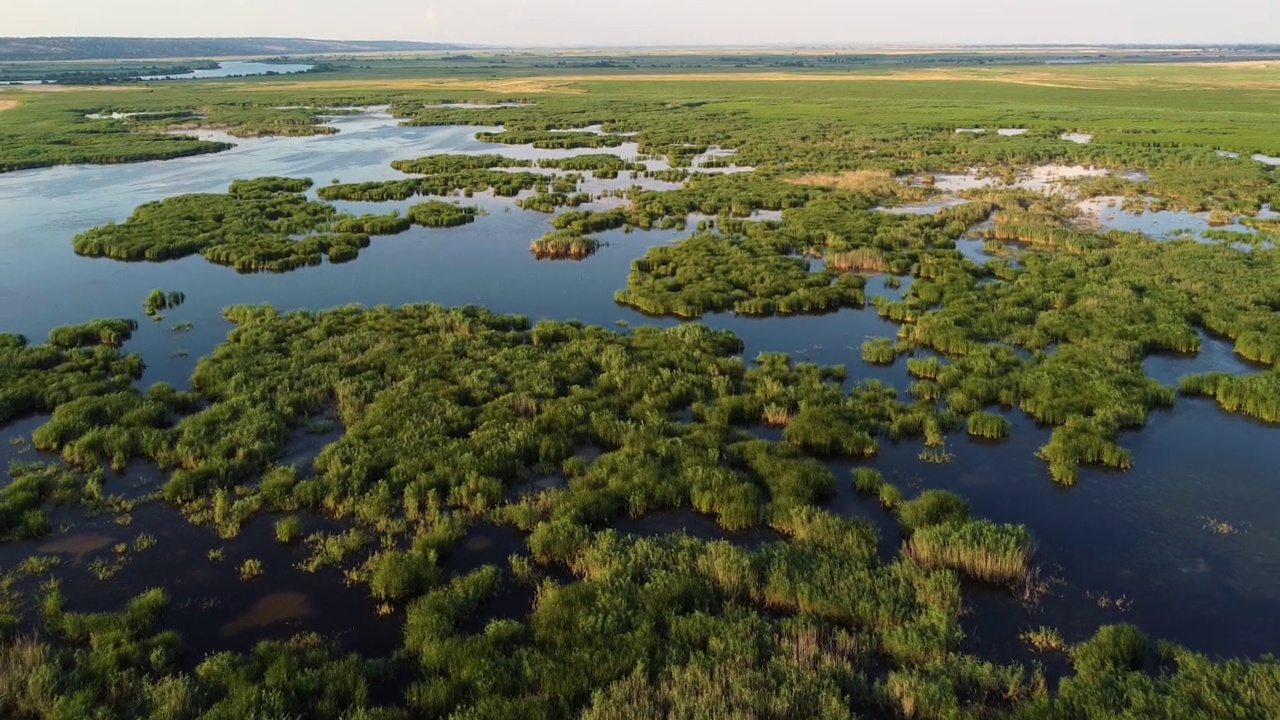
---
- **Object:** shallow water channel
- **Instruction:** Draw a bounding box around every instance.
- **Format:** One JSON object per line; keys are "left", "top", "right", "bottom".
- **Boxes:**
{"left": 1, "top": 109, "right": 1278, "bottom": 662}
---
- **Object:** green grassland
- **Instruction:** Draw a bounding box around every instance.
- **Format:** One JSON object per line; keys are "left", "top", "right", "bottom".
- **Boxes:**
{"left": 4, "top": 59, "right": 1280, "bottom": 172}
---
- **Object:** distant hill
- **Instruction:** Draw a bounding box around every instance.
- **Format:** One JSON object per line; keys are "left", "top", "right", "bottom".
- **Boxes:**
{"left": 0, "top": 37, "right": 465, "bottom": 61}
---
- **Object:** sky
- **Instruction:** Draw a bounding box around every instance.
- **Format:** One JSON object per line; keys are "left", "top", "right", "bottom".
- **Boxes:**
{"left": 6, "top": 0, "right": 1279, "bottom": 46}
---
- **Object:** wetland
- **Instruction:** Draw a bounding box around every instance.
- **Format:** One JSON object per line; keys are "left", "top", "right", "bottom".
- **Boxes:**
{"left": 1, "top": 57, "right": 1280, "bottom": 718}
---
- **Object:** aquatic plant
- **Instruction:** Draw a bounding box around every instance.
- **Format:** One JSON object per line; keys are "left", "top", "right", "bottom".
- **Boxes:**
{"left": 1021, "top": 626, "right": 1067, "bottom": 653}
{"left": 238, "top": 559, "right": 264, "bottom": 580}
{"left": 332, "top": 211, "right": 412, "bottom": 235}
{"left": 143, "top": 288, "right": 185, "bottom": 316}
{"left": 530, "top": 229, "right": 601, "bottom": 260}
{"left": 406, "top": 200, "right": 478, "bottom": 228}
{"left": 907, "top": 519, "right": 1035, "bottom": 586}
{"left": 878, "top": 483, "right": 903, "bottom": 510}
{"left": 476, "top": 129, "right": 624, "bottom": 150}
{"left": 274, "top": 516, "right": 303, "bottom": 544}
{"left": 365, "top": 549, "right": 439, "bottom": 601}
{"left": 851, "top": 467, "right": 883, "bottom": 495}
{"left": 1180, "top": 371, "right": 1280, "bottom": 423}
{"left": 897, "top": 490, "right": 971, "bottom": 533}
{"left": 1070, "top": 623, "right": 1148, "bottom": 679}
{"left": 47, "top": 318, "right": 138, "bottom": 348}
{"left": 616, "top": 234, "right": 865, "bottom": 318}
{"left": 70, "top": 179, "right": 454, "bottom": 271}
{"left": 967, "top": 411, "right": 1012, "bottom": 439}
{"left": 390, "top": 153, "right": 532, "bottom": 174}
{"left": 1, "top": 321, "right": 144, "bottom": 425}
{"left": 5, "top": 62, "right": 1280, "bottom": 719}
{"left": 827, "top": 247, "right": 890, "bottom": 273}
{"left": 860, "top": 338, "right": 897, "bottom": 365}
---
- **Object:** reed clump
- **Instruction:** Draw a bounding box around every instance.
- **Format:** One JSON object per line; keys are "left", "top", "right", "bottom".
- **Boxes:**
{"left": 1180, "top": 371, "right": 1280, "bottom": 423}
{"left": 530, "top": 229, "right": 601, "bottom": 260}
{"left": 1070, "top": 624, "right": 1148, "bottom": 679}
{"left": 828, "top": 248, "right": 890, "bottom": 273}
{"left": 143, "top": 288, "right": 184, "bottom": 317}
{"left": 967, "top": 411, "right": 1012, "bottom": 439}
{"left": 1021, "top": 626, "right": 1067, "bottom": 653}
{"left": 897, "top": 490, "right": 971, "bottom": 533}
{"left": 852, "top": 467, "right": 883, "bottom": 495}
{"left": 861, "top": 338, "right": 897, "bottom": 365}
{"left": 406, "top": 201, "right": 478, "bottom": 228}
{"left": 907, "top": 519, "right": 1035, "bottom": 586}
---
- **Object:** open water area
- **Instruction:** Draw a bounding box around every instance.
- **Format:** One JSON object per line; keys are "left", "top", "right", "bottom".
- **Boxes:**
{"left": 1, "top": 107, "right": 1278, "bottom": 663}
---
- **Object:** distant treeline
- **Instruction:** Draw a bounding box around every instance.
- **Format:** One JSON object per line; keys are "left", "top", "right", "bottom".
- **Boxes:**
{"left": 0, "top": 37, "right": 464, "bottom": 62}
{"left": 0, "top": 62, "right": 219, "bottom": 85}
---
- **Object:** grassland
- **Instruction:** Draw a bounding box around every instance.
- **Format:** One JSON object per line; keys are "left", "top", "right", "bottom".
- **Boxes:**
{"left": 1, "top": 54, "right": 1280, "bottom": 718}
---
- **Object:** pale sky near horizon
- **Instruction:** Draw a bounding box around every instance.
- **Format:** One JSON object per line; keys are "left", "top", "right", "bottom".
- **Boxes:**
{"left": 5, "top": 0, "right": 1278, "bottom": 46}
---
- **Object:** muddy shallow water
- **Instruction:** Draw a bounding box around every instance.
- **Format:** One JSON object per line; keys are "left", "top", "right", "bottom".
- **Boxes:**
{"left": 2, "top": 110, "right": 1279, "bottom": 661}
{"left": 1080, "top": 197, "right": 1278, "bottom": 247}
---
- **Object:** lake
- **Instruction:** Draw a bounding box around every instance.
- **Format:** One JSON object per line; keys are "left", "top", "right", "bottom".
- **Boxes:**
{"left": 1, "top": 108, "right": 1278, "bottom": 661}
{"left": 138, "top": 60, "right": 315, "bottom": 81}
{"left": 0, "top": 61, "right": 315, "bottom": 85}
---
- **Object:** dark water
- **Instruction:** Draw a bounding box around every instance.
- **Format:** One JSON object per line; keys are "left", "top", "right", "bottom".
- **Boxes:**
{"left": 1, "top": 111, "right": 1279, "bottom": 662}
{"left": 0, "top": 505, "right": 403, "bottom": 663}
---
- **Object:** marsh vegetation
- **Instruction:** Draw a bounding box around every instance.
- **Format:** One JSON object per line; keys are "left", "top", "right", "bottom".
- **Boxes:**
{"left": 2, "top": 56, "right": 1280, "bottom": 719}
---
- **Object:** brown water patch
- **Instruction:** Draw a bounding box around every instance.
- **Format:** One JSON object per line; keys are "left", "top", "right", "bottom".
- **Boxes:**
{"left": 221, "top": 592, "right": 312, "bottom": 637}
{"left": 37, "top": 532, "right": 114, "bottom": 564}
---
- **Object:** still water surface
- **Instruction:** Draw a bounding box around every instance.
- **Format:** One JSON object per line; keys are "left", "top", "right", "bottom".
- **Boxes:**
{"left": 138, "top": 61, "right": 315, "bottom": 81}
{"left": 0, "top": 109, "right": 1277, "bottom": 660}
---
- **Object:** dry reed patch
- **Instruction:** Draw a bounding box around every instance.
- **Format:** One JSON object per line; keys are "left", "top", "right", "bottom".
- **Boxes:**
{"left": 253, "top": 77, "right": 585, "bottom": 95}
{"left": 787, "top": 169, "right": 896, "bottom": 192}
{"left": 0, "top": 99, "right": 17, "bottom": 112}
{"left": 827, "top": 248, "right": 890, "bottom": 273}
